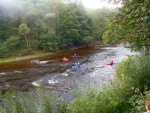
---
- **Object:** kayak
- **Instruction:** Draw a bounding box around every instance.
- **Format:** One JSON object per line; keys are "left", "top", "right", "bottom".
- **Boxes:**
{"left": 71, "top": 55, "right": 79, "bottom": 58}
{"left": 62, "top": 73, "right": 69, "bottom": 76}
{"left": 64, "top": 73, "right": 69, "bottom": 76}
{"left": 62, "top": 69, "right": 70, "bottom": 76}
{"left": 72, "top": 64, "right": 83, "bottom": 68}
{"left": 107, "top": 60, "right": 115, "bottom": 66}
{"left": 62, "top": 58, "right": 69, "bottom": 61}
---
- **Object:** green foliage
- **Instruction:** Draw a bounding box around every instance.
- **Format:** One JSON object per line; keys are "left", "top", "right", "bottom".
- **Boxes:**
{"left": 67, "top": 79, "right": 132, "bottom": 113}
{"left": 0, "top": 42, "right": 9, "bottom": 58}
{"left": 19, "top": 23, "right": 31, "bottom": 49}
{"left": 58, "top": 3, "right": 93, "bottom": 48}
{"left": 19, "top": 23, "right": 30, "bottom": 35}
{"left": 116, "top": 55, "right": 150, "bottom": 92}
{"left": 58, "top": 4, "right": 80, "bottom": 48}
{"left": 1, "top": 87, "right": 66, "bottom": 113}
{"left": 67, "top": 83, "right": 101, "bottom": 113}
{"left": 128, "top": 90, "right": 150, "bottom": 113}
{"left": 103, "top": 0, "right": 150, "bottom": 52}
{"left": 34, "top": 20, "right": 58, "bottom": 51}
{"left": 0, "top": 0, "right": 116, "bottom": 56}
{"left": 83, "top": 36, "right": 94, "bottom": 45}
{"left": 88, "top": 8, "right": 116, "bottom": 41}
{"left": 6, "top": 36, "right": 20, "bottom": 49}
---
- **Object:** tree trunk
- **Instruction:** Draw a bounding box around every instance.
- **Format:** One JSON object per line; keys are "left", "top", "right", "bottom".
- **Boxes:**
{"left": 24, "top": 33, "right": 29, "bottom": 49}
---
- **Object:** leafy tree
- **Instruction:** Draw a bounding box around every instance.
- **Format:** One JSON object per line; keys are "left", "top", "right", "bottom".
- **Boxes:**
{"left": 19, "top": 23, "right": 31, "bottom": 49}
{"left": 0, "top": 41, "right": 9, "bottom": 58}
{"left": 58, "top": 3, "right": 80, "bottom": 48}
{"left": 7, "top": 36, "right": 20, "bottom": 50}
{"left": 103, "top": 0, "right": 150, "bottom": 53}
{"left": 83, "top": 36, "right": 94, "bottom": 46}
{"left": 35, "top": 20, "right": 58, "bottom": 51}
{"left": 75, "top": 4, "right": 93, "bottom": 45}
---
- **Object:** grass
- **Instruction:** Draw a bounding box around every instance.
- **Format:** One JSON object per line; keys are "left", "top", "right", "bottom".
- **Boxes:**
{"left": 0, "top": 52, "right": 53, "bottom": 64}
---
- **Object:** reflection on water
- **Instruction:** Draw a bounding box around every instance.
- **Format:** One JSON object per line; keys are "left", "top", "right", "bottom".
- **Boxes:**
{"left": 0, "top": 45, "right": 138, "bottom": 94}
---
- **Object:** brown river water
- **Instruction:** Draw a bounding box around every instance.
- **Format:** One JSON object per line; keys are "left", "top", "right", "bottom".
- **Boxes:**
{"left": 0, "top": 45, "right": 138, "bottom": 99}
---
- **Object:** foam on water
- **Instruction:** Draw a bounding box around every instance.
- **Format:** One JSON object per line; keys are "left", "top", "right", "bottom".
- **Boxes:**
{"left": 48, "top": 79, "right": 59, "bottom": 84}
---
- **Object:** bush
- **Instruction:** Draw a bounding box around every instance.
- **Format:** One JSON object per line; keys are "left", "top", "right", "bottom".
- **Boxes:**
{"left": 67, "top": 83, "right": 101, "bottom": 113}
{"left": 0, "top": 41, "right": 9, "bottom": 58}
{"left": 67, "top": 79, "right": 133, "bottom": 113}
{"left": 1, "top": 88, "right": 67, "bottom": 113}
{"left": 116, "top": 55, "right": 150, "bottom": 93}
{"left": 128, "top": 90, "right": 150, "bottom": 113}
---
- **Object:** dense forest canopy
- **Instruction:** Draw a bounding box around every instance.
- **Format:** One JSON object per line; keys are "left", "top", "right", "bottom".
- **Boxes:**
{"left": 0, "top": 0, "right": 116, "bottom": 58}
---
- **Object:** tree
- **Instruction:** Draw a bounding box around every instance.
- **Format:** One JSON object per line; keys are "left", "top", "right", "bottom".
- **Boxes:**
{"left": 7, "top": 36, "right": 20, "bottom": 50}
{"left": 58, "top": 3, "right": 80, "bottom": 48}
{"left": 103, "top": 0, "right": 150, "bottom": 53}
{"left": 83, "top": 36, "right": 94, "bottom": 46}
{"left": 75, "top": 4, "right": 93, "bottom": 45}
{"left": 88, "top": 8, "right": 116, "bottom": 41}
{"left": 19, "top": 23, "right": 30, "bottom": 49}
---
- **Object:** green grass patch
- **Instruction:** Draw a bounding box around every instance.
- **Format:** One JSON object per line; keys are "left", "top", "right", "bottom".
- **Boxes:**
{"left": 0, "top": 52, "right": 53, "bottom": 64}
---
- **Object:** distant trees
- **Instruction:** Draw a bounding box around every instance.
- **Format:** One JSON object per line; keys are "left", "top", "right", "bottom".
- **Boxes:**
{"left": 7, "top": 36, "right": 20, "bottom": 50}
{"left": 57, "top": 3, "right": 94, "bottom": 48}
{"left": 58, "top": 3, "right": 80, "bottom": 48}
{"left": 0, "top": 0, "right": 115, "bottom": 57}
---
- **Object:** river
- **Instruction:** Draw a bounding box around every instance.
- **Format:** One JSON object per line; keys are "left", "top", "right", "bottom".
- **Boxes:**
{"left": 0, "top": 45, "right": 138, "bottom": 98}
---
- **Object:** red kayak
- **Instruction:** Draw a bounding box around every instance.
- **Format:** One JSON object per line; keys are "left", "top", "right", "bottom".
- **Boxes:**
{"left": 107, "top": 60, "right": 115, "bottom": 66}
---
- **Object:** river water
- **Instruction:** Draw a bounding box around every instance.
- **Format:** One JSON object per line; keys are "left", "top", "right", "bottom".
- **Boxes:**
{"left": 0, "top": 45, "right": 138, "bottom": 97}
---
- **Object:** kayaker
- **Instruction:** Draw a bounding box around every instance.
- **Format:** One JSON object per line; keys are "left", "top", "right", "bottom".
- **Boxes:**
{"left": 107, "top": 60, "right": 115, "bottom": 66}
{"left": 62, "top": 57, "right": 69, "bottom": 61}
{"left": 66, "top": 69, "right": 70, "bottom": 74}
{"left": 74, "top": 62, "right": 77, "bottom": 66}
{"left": 77, "top": 63, "right": 81, "bottom": 68}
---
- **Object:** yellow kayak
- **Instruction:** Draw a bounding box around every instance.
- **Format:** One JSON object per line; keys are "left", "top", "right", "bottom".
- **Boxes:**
{"left": 64, "top": 73, "right": 69, "bottom": 76}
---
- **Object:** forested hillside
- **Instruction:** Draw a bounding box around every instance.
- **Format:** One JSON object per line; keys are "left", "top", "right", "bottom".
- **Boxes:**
{"left": 0, "top": 0, "right": 116, "bottom": 58}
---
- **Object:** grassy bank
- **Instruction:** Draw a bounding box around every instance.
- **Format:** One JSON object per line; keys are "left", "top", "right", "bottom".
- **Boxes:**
{"left": 0, "top": 45, "right": 85, "bottom": 64}
{"left": 0, "top": 48, "right": 57, "bottom": 64}
{"left": 0, "top": 52, "right": 53, "bottom": 64}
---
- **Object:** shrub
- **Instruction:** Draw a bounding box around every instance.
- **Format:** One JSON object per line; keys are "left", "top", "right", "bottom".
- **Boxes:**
{"left": 67, "top": 80, "right": 132, "bottom": 113}
{"left": 116, "top": 55, "right": 150, "bottom": 93}
{"left": 1, "top": 87, "right": 66, "bottom": 113}
{"left": 128, "top": 90, "right": 150, "bottom": 113}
